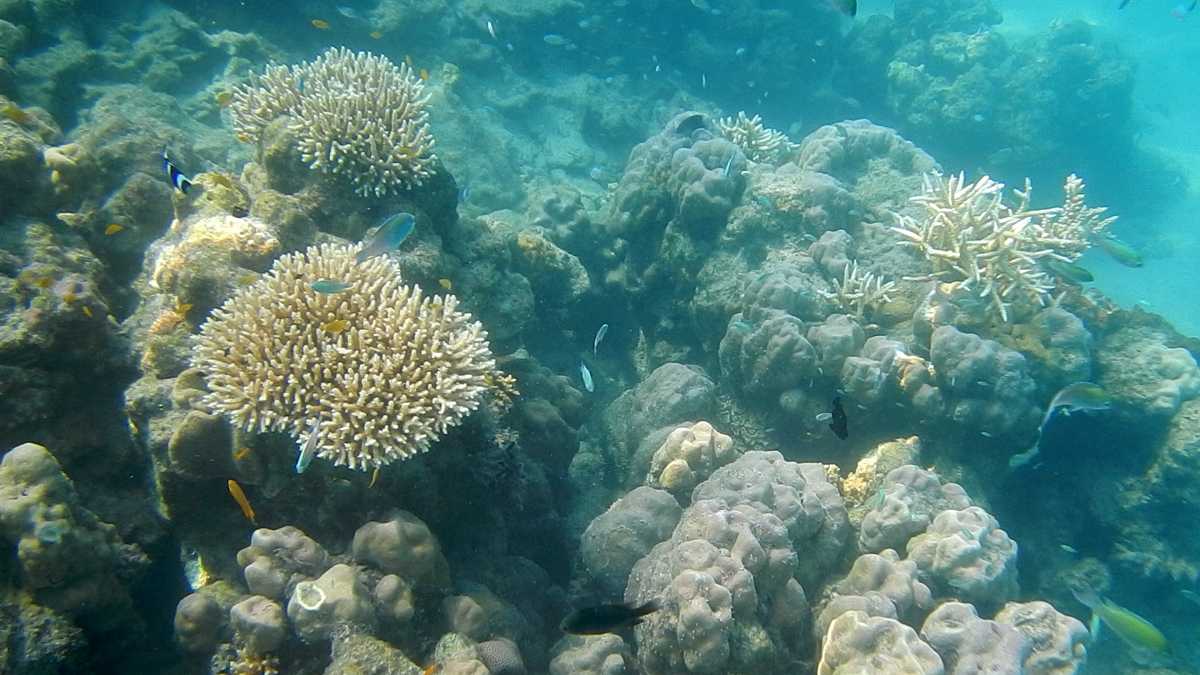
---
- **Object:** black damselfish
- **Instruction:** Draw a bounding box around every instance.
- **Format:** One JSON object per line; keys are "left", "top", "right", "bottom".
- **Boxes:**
{"left": 560, "top": 600, "right": 660, "bottom": 635}
{"left": 829, "top": 396, "right": 848, "bottom": 440}
{"left": 162, "top": 148, "right": 192, "bottom": 194}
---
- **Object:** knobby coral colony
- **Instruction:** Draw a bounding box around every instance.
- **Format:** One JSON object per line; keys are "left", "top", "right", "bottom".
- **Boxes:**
{"left": 193, "top": 243, "right": 511, "bottom": 471}
{"left": 890, "top": 172, "right": 1115, "bottom": 322}
{"left": 230, "top": 47, "right": 436, "bottom": 197}
{"left": 717, "top": 111, "right": 794, "bottom": 164}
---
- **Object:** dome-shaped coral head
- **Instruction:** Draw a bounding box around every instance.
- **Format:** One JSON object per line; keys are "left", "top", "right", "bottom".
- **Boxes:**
{"left": 231, "top": 47, "right": 436, "bottom": 197}
{"left": 194, "top": 243, "right": 502, "bottom": 471}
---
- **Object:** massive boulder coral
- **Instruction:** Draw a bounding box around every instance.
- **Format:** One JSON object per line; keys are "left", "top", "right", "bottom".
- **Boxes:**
{"left": 231, "top": 47, "right": 436, "bottom": 196}
{"left": 830, "top": 550, "right": 933, "bottom": 625}
{"left": 580, "top": 487, "right": 681, "bottom": 596}
{"left": 919, "top": 602, "right": 1030, "bottom": 674}
{"left": 906, "top": 506, "right": 1018, "bottom": 609}
{"left": 625, "top": 503, "right": 810, "bottom": 674}
{"left": 993, "top": 601, "right": 1088, "bottom": 675}
{"left": 550, "top": 634, "right": 635, "bottom": 675}
{"left": 192, "top": 242, "right": 508, "bottom": 471}
{"left": 1096, "top": 325, "right": 1200, "bottom": 419}
{"left": 859, "top": 465, "right": 972, "bottom": 553}
{"left": 0, "top": 442, "right": 147, "bottom": 628}
{"left": 928, "top": 325, "right": 1040, "bottom": 438}
{"left": 622, "top": 451, "right": 843, "bottom": 674}
{"left": 645, "top": 421, "right": 739, "bottom": 498}
{"left": 691, "top": 451, "right": 850, "bottom": 586}
{"left": 818, "top": 610, "right": 944, "bottom": 675}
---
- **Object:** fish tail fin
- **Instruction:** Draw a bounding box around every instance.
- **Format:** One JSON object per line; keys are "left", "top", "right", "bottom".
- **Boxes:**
{"left": 633, "top": 598, "right": 661, "bottom": 618}
{"left": 1072, "top": 584, "right": 1102, "bottom": 610}
{"left": 179, "top": 176, "right": 192, "bottom": 194}
{"left": 1088, "top": 612, "right": 1102, "bottom": 643}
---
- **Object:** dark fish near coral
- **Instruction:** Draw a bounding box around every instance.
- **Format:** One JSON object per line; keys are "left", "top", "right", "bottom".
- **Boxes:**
{"left": 1045, "top": 259, "right": 1094, "bottom": 283}
{"left": 1094, "top": 235, "right": 1143, "bottom": 267}
{"left": 828, "top": 396, "right": 848, "bottom": 440}
{"left": 829, "top": 0, "right": 856, "bottom": 17}
{"left": 162, "top": 148, "right": 192, "bottom": 194}
{"left": 356, "top": 212, "right": 416, "bottom": 263}
{"left": 561, "top": 600, "right": 660, "bottom": 635}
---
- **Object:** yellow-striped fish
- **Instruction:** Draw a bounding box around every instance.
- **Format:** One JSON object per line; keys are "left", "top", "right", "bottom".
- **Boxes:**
{"left": 227, "top": 479, "right": 257, "bottom": 524}
{"left": 1074, "top": 586, "right": 1167, "bottom": 652}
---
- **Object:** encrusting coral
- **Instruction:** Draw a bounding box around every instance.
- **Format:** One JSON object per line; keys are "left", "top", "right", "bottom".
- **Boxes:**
{"left": 231, "top": 47, "right": 436, "bottom": 197}
{"left": 717, "top": 111, "right": 793, "bottom": 164}
{"left": 891, "top": 172, "right": 1113, "bottom": 321}
{"left": 193, "top": 243, "right": 509, "bottom": 471}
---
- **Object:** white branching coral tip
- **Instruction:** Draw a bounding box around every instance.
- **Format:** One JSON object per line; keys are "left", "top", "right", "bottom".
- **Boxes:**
{"left": 231, "top": 47, "right": 436, "bottom": 197}
{"left": 717, "top": 111, "right": 794, "bottom": 164}
{"left": 890, "top": 172, "right": 1112, "bottom": 322}
{"left": 193, "top": 243, "right": 508, "bottom": 471}
{"left": 821, "top": 260, "right": 896, "bottom": 320}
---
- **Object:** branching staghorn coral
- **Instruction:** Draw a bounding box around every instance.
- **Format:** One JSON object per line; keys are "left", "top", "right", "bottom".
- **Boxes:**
{"left": 717, "top": 111, "right": 794, "bottom": 164}
{"left": 820, "top": 260, "right": 896, "bottom": 321}
{"left": 890, "top": 172, "right": 1112, "bottom": 322}
{"left": 231, "top": 47, "right": 436, "bottom": 197}
{"left": 193, "top": 243, "right": 511, "bottom": 471}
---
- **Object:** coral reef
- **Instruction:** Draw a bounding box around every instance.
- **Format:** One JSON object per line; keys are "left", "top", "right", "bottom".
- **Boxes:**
{"left": 818, "top": 611, "right": 943, "bottom": 675}
{"left": 906, "top": 506, "right": 1019, "bottom": 609}
{"left": 717, "top": 112, "right": 793, "bottom": 165}
{"left": 891, "top": 173, "right": 1111, "bottom": 321}
{"left": 232, "top": 47, "right": 436, "bottom": 196}
{"left": 645, "top": 421, "right": 739, "bottom": 498}
{"left": 193, "top": 243, "right": 504, "bottom": 471}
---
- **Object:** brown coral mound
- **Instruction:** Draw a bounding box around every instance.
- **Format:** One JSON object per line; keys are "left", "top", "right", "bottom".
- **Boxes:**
{"left": 193, "top": 243, "right": 497, "bottom": 471}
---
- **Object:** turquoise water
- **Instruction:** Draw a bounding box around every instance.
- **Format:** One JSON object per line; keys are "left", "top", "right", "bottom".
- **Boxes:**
{"left": 1, "top": 0, "right": 1199, "bottom": 673}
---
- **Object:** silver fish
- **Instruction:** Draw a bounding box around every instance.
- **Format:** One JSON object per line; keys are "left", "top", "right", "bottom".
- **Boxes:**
{"left": 296, "top": 419, "right": 320, "bottom": 473}
{"left": 593, "top": 324, "right": 609, "bottom": 356}
{"left": 580, "top": 362, "right": 594, "bottom": 392}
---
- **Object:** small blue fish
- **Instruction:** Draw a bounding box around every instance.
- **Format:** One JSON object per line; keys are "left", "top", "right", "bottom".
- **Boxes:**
{"left": 580, "top": 362, "right": 594, "bottom": 393}
{"left": 162, "top": 148, "right": 192, "bottom": 194}
{"left": 311, "top": 279, "right": 352, "bottom": 294}
{"left": 356, "top": 212, "right": 415, "bottom": 263}
{"left": 458, "top": 183, "right": 471, "bottom": 204}
{"left": 593, "top": 324, "right": 609, "bottom": 356}
{"left": 722, "top": 153, "right": 735, "bottom": 177}
{"left": 296, "top": 419, "right": 321, "bottom": 473}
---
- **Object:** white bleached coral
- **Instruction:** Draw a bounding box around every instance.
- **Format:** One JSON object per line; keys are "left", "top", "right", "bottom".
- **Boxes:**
{"left": 717, "top": 111, "right": 794, "bottom": 164}
{"left": 193, "top": 243, "right": 506, "bottom": 471}
{"left": 231, "top": 47, "right": 436, "bottom": 196}
{"left": 820, "top": 260, "right": 896, "bottom": 321}
{"left": 890, "top": 172, "right": 1112, "bottom": 321}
